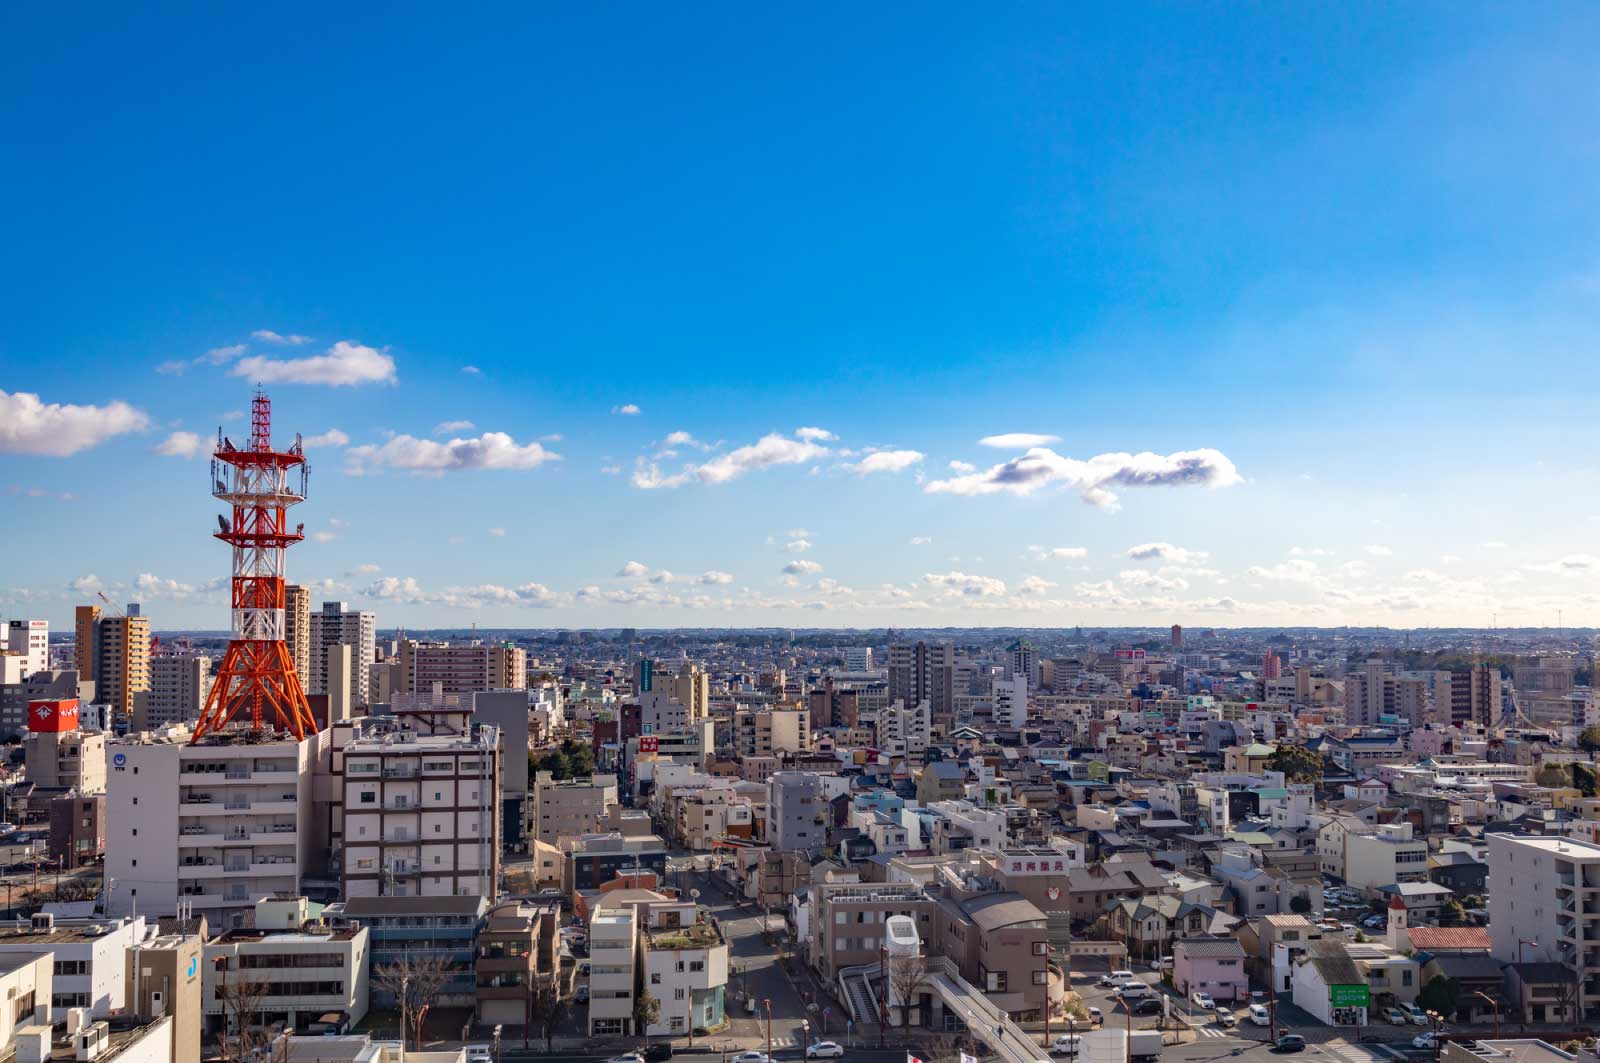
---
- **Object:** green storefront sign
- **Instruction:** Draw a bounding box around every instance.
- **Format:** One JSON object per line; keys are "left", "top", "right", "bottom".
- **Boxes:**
{"left": 1330, "top": 985, "right": 1371, "bottom": 1008}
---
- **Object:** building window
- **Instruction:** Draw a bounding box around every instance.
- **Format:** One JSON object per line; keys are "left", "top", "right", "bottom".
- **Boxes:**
{"left": 1032, "top": 971, "right": 1048, "bottom": 986}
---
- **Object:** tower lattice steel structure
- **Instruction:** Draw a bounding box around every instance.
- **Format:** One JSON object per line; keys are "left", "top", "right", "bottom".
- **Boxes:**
{"left": 191, "top": 390, "right": 319, "bottom": 742}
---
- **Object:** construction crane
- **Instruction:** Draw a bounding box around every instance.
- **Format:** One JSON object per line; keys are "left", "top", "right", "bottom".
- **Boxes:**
{"left": 94, "top": 592, "right": 124, "bottom": 618}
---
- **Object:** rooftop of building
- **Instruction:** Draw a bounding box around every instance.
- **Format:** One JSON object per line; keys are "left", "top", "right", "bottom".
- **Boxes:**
{"left": 213, "top": 925, "right": 363, "bottom": 944}
{"left": 1490, "top": 833, "right": 1600, "bottom": 857}
{"left": 0, "top": 918, "right": 137, "bottom": 945}
{"left": 3, "top": 1016, "right": 174, "bottom": 1063}
{"left": 644, "top": 918, "right": 723, "bottom": 950}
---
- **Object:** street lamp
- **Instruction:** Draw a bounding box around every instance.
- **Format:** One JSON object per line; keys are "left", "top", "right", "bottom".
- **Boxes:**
{"left": 492, "top": 1024, "right": 502, "bottom": 1063}
{"left": 1425, "top": 1009, "right": 1444, "bottom": 1063}
{"left": 802, "top": 1019, "right": 810, "bottom": 1060}
{"left": 1473, "top": 991, "right": 1500, "bottom": 1040}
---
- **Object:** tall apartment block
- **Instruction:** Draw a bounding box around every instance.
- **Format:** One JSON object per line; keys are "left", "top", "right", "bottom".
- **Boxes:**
{"left": 136, "top": 655, "right": 213, "bottom": 729}
{"left": 887, "top": 641, "right": 955, "bottom": 716}
{"left": 531, "top": 771, "right": 618, "bottom": 845}
{"left": 105, "top": 729, "right": 328, "bottom": 928}
{"left": 396, "top": 640, "right": 526, "bottom": 695}
{"left": 90, "top": 614, "right": 151, "bottom": 719}
{"left": 75, "top": 605, "right": 100, "bottom": 681}
{"left": 1436, "top": 665, "right": 1502, "bottom": 727}
{"left": 308, "top": 601, "right": 375, "bottom": 708}
{"left": 284, "top": 584, "right": 311, "bottom": 682}
{"left": 337, "top": 722, "right": 502, "bottom": 899}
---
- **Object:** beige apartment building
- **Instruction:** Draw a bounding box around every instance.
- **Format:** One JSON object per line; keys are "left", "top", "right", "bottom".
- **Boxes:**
{"left": 138, "top": 654, "right": 213, "bottom": 729}
{"left": 734, "top": 708, "right": 810, "bottom": 757}
{"left": 397, "top": 640, "right": 527, "bottom": 695}
{"left": 284, "top": 584, "right": 311, "bottom": 681}
{"left": 92, "top": 614, "right": 151, "bottom": 719}
{"left": 531, "top": 771, "right": 618, "bottom": 844}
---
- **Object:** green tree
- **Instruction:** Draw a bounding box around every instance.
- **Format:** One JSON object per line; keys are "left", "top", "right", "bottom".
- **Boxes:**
{"left": 1536, "top": 765, "right": 1573, "bottom": 789}
{"left": 1267, "top": 743, "right": 1326, "bottom": 783}
{"left": 1290, "top": 894, "right": 1312, "bottom": 915}
{"left": 633, "top": 989, "right": 661, "bottom": 1035}
{"left": 1417, "top": 975, "right": 1460, "bottom": 1017}
{"left": 1574, "top": 763, "right": 1600, "bottom": 797}
{"left": 1581, "top": 726, "right": 1600, "bottom": 753}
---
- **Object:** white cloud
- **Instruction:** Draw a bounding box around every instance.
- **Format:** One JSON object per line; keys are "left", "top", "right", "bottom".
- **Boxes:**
{"left": 233, "top": 340, "right": 397, "bottom": 387}
{"left": 1528, "top": 554, "right": 1600, "bottom": 572}
{"left": 251, "top": 330, "right": 312, "bottom": 345}
{"left": 69, "top": 575, "right": 102, "bottom": 594}
{"left": 910, "top": 536, "right": 933, "bottom": 545}
{"left": 1247, "top": 559, "right": 1323, "bottom": 585}
{"left": 365, "top": 576, "right": 558, "bottom": 608}
{"left": 843, "top": 449, "right": 924, "bottom": 475}
{"left": 198, "top": 343, "right": 248, "bottom": 366}
{"left": 1017, "top": 575, "right": 1057, "bottom": 595}
{"left": 312, "top": 531, "right": 337, "bottom": 543}
{"left": 924, "top": 570, "right": 1007, "bottom": 596}
{"left": 153, "top": 431, "right": 204, "bottom": 459}
{"left": 795, "top": 427, "right": 836, "bottom": 442}
{"left": 351, "top": 563, "right": 382, "bottom": 575}
{"left": 1118, "top": 568, "right": 1190, "bottom": 591}
{"left": 978, "top": 432, "right": 1061, "bottom": 448}
{"left": 1126, "top": 542, "right": 1207, "bottom": 563}
{"left": 345, "top": 431, "right": 559, "bottom": 475}
{"left": 948, "top": 460, "right": 977, "bottom": 474}
{"left": 649, "top": 570, "right": 675, "bottom": 584}
{"left": 488, "top": 527, "right": 507, "bottom": 537}
{"left": 599, "top": 465, "right": 622, "bottom": 475}
{"left": 302, "top": 429, "right": 350, "bottom": 448}
{"left": 1440, "top": 554, "right": 1463, "bottom": 564}
{"left": 328, "top": 518, "right": 349, "bottom": 529}
{"left": 925, "top": 446, "right": 1241, "bottom": 508}
{"left": 1046, "top": 546, "right": 1088, "bottom": 559}
{"left": 633, "top": 430, "right": 830, "bottom": 489}
{"left": 1482, "top": 541, "right": 1508, "bottom": 549}
{"left": 1289, "top": 546, "right": 1332, "bottom": 557}
{"left": 135, "top": 572, "right": 195, "bottom": 598}
{"left": 697, "top": 570, "right": 735, "bottom": 585}
{"left": 662, "top": 430, "right": 712, "bottom": 451}
{"left": 612, "top": 403, "right": 641, "bottom": 415}
{"left": 1363, "top": 544, "right": 1394, "bottom": 556}
{"left": 783, "top": 560, "right": 824, "bottom": 576}
{"left": 0, "top": 389, "right": 150, "bottom": 456}
{"left": 784, "top": 539, "right": 813, "bottom": 553}
{"left": 461, "top": 365, "right": 481, "bottom": 375}
{"left": 433, "top": 420, "right": 475, "bottom": 435}
{"left": 618, "top": 561, "right": 651, "bottom": 578}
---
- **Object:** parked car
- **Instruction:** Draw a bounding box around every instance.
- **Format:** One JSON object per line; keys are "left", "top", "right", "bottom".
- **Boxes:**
{"left": 732, "top": 1053, "right": 773, "bottom": 1063}
{"left": 1117, "top": 982, "right": 1153, "bottom": 1000}
{"left": 1273, "top": 1036, "right": 1306, "bottom": 1053}
{"left": 1132, "top": 998, "right": 1163, "bottom": 1017}
{"left": 1413, "top": 1033, "right": 1439, "bottom": 1050}
{"left": 1086, "top": 1007, "right": 1103, "bottom": 1025}
{"left": 644, "top": 1046, "right": 673, "bottom": 1062}
{"left": 1153, "top": 956, "right": 1174, "bottom": 971}
{"left": 1101, "top": 970, "right": 1136, "bottom": 987}
{"left": 607, "top": 1055, "right": 645, "bottom": 1063}
{"left": 807, "top": 1044, "right": 845, "bottom": 1059}
{"left": 1049, "top": 1036, "right": 1081, "bottom": 1056}
{"left": 465, "top": 1047, "right": 493, "bottom": 1063}
{"left": 1403, "top": 1004, "right": 1429, "bottom": 1026}
{"left": 1191, "top": 991, "right": 1215, "bottom": 1010}
{"left": 1385, "top": 1008, "right": 1410, "bottom": 1026}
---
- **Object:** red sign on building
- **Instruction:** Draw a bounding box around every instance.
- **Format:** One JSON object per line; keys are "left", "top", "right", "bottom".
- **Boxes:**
{"left": 638, "top": 736, "right": 659, "bottom": 753}
{"left": 28, "top": 699, "right": 79, "bottom": 733}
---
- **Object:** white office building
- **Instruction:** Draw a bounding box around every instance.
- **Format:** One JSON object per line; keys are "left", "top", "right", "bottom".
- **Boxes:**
{"left": 0, "top": 913, "right": 145, "bottom": 1019}
{"left": 105, "top": 728, "right": 328, "bottom": 927}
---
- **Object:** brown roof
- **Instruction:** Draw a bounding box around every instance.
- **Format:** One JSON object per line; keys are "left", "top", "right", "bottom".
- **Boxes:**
{"left": 1406, "top": 926, "right": 1490, "bottom": 952}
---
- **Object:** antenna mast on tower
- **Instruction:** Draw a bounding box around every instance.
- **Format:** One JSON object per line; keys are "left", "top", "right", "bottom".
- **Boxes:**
{"left": 191, "top": 389, "right": 319, "bottom": 742}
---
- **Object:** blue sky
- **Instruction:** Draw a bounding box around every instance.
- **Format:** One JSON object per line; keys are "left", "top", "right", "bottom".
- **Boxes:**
{"left": 4, "top": 3, "right": 1600, "bottom": 629}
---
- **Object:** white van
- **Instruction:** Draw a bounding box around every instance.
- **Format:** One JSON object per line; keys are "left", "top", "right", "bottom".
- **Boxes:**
{"left": 1248, "top": 1003, "right": 1271, "bottom": 1027}
{"left": 1118, "top": 982, "right": 1153, "bottom": 1000}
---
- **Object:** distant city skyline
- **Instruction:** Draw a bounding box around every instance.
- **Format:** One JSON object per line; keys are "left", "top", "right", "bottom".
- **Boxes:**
{"left": 5, "top": 5, "right": 1600, "bottom": 629}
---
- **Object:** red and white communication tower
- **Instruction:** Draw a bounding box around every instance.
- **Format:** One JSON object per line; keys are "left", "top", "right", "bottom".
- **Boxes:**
{"left": 191, "top": 390, "right": 319, "bottom": 742}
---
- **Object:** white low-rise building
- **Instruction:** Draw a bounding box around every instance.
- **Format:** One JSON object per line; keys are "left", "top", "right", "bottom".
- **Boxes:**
{"left": 203, "top": 898, "right": 369, "bottom": 1033}
{"left": 0, "top": 913, "right": 145, "bottom": 1018}
{"left": 642, "top": 901, "right": 728, "bottom": 1036}
{"left": 587, "top": 906, "right": 638, "bottom": 1037}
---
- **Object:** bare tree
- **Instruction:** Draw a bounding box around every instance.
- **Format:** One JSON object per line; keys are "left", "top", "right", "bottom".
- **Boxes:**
{"left": 373, "top": 954, "right": 454, "bottom": 1049}
{"left": 216, "top": 972, "right": 268, "bottom": 1063}
{"left": 889, "top": 954, "right": 929, "bottom": 1028}
{"left": 528, "top": 982, "right": 570, "bottom": 1051}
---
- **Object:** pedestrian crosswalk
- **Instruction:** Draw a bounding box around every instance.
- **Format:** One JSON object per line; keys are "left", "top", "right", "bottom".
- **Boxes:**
{"left": 1194, "top": 1027, "right": 1234, "bottom": 1039}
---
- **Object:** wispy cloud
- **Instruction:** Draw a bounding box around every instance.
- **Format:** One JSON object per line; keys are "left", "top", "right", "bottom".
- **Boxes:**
{"left": 925, "top": 447, "right": 1241, "bottom": 508}
{"left": 433, "top": 420, "right": 476, "bottom": 435}
{"left": 345, "top": 431, "right": 559, "bottom": 475}
{"left": 233, "top": 340, "right": 397, "bottom": 387}
{"left": 978, "top": 432, "right": 1061, "bottom": 448}
{"left": 251, "top": 330, "right": 312, "bottom": 345}
{"left": 612, "top": 403, "right": 641, "bottom": 415}
{"left": 843, "top": 449, "right": 924, "bottom": 475}
{"left": 633, "top": 429, "right": 831, "bottom": 489}
{"left": 1126, "top": 542, "right": 1207, "bottom": 563}
{"left": 302, "top": 429, "right": 350, "bottom": 448}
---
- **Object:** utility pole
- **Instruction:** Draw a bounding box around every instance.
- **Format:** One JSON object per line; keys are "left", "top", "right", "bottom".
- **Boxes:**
{"left": 879, "top": 941, "right": 888, "bottom": 1049}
